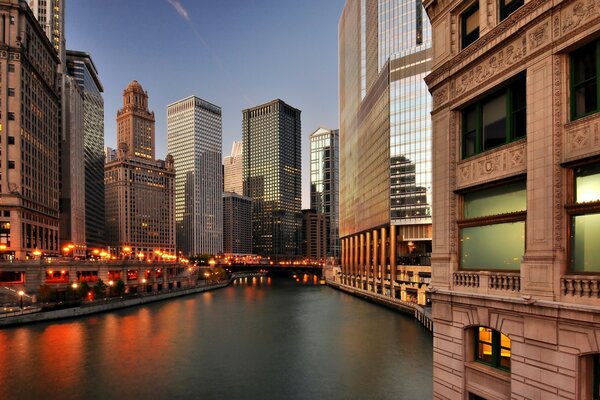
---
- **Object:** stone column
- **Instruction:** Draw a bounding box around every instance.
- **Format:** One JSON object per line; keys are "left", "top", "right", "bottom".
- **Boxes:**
{"left": 341, "top": 238, "right": 346, "bottom": 283}
{"left": 390, "top": 225, "right": 397, "bottom": 298}
{"left": 359, "top": 233, "right": 365, "bottom": 288}
{"left": 381, "top": 226, "right": 387, "bottom": 295}
{"left": 366, "top": 231, "right": 371, "bottom": 290}
{"left": 350, "top": 236, "right": 356, "bottom": 285}
{"left": 354, "top": 235, "right": 359, "bottom": 287}
{"left": 372, "top": 229, "right": 378, "bottom": 293}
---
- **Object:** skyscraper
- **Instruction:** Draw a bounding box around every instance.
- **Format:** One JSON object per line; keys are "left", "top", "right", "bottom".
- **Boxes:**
{"left": 339, "top": 0, "right": 432, "bottom": 303}
{"left": 66, "top": 50, "right": 105, "bottom": 250}
{"left": 223, "top": 192, "right": 252, "bottom": 255}
{"left": 310, "top": 127, "right": 340, "bottom": 259}
{"left": 29, "top": 0, "right": 65, "bottom": 65}
{"left": 223, "top": 140, "right": 243, "bottom": 195}
{"left": 0, "top": 1, "right": 61, "bottom": 260}
{"left": 167, "top": 96, "right": 223, "bottom": 256}
{"left": 301, "top": 209, "right": 328, "bottom": 261}
{"left": 243, "top": 99, "right": 301, "bottom": 258}
{"left": 105, "top": 81, "right": 175, "bottom": 259}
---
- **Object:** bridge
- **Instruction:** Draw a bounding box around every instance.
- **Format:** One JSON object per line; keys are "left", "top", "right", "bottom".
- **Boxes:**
{"left": 225, "top": 263, "right": 323, "bottom": 275}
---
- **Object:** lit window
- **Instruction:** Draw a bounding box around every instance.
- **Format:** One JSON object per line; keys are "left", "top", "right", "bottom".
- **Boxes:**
{"left": 461, "top": 4, "right": 479, "bottom": 49}
{"left": 462, "top": 73, "right": 526, "bottom": 158}
{"left": 569, "top": 164, "right": 600, "bottom": 272}
{"left": 499, "top": 0, "right": 524, "bottom": 20}
{"left": 571, "top": 40, "right": 600, "bottom": 120}
{"left": 460, "top": 181, "right": 526, "bottom": 270}
{"left": 475, "top": 327, "right": 511, "bottom": 370}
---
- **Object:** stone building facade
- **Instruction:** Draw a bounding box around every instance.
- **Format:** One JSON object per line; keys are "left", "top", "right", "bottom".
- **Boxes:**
{"left": 0, "top": 0, "right": 61, "bottom": 260}
{"left": 424, "top": 0, "right": 600, "bottom": 397}
{"left": 222, "top": 192, "right": 252, "bottom": 255}
{"left": 300, "top": 209, "right": 328, "bottom": 261}
{"left": 224, "top": 140, "right": 243, "bottom": 195}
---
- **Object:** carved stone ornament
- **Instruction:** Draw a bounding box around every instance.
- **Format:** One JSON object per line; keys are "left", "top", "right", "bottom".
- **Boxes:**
{"left": 562, "top": 0, "right": 600, "bottom": 35}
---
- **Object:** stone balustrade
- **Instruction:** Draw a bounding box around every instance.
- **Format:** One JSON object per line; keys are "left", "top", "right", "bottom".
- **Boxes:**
{"left": 453, "top": 271, "right": 521, "bottom": 295}
{"left": 561, "top": 275, "right": 600, "bottom": 299}
{"left": 453, "top": 271, "right": 480, "bottom": 288}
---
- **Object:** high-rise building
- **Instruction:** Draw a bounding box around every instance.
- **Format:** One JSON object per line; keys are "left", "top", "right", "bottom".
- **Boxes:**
{"left": 310, "top": 127, "right": 340, "bottom": 259}
{"left": 300, "top": 209, "right": 328, "bottom": 261}
{"left": 0, "top": 1, "right": 61, "bottom": 260}
{"left": 29, "top": 0, "right": 65, "bottom": 65}
{"left": 105, "top": 147, "right": 117, "bottom": 164}
{"left": 338, "top": 0, "right": 432, "bottom": 303}
{"left": 243, "top": 99, "right": 302, "bottom": 259}
{"left": 66, "top": 50, "right": 105, "bottom": 250}
{"left": 223, "top": 192, "right": 252, "bottom": 255}
{"left": 59, "top": 75, "right": 86, "bottom": 258}
{"left": 424, "top": 0, "right": 600, "bottom": 397}
{"left": 223, "top": 140, "right": 243, "bottom": 195}
{"left": 105, "top": 81, "right": 175, "bottom": 259}
{"left": 167, "top": 96, "right": 223, "bottom": 256}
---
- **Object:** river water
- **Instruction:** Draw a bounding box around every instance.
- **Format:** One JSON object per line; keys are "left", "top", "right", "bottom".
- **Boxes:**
{"left": 0, "top": 274, "right": 432, "bottom": 400}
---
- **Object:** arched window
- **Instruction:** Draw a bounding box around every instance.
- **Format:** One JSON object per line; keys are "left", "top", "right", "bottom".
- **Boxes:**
{"left": 474, "top": 327, "right": 511, "bottom": 371}
{"left": 579, "top": 354, "right": 600, "bottom": 400}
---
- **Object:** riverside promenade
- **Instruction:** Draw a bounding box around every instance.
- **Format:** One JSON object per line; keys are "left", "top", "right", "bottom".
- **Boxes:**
{"left": 0, "top": 272, "right": 263, "bottom": 327}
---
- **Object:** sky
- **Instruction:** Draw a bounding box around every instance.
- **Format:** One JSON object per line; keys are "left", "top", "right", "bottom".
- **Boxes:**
{"left": 66, "top": 0, "right": 345, "bottom": 208}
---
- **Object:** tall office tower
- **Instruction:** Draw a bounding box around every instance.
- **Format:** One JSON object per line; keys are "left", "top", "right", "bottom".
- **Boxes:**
{"left": 222, "top": 192, "right": 252, "bottom": 255}
{"left": 243, "top": 99, "right": 301, "bottom": 258}
{"left": 424, "top": 0, "right": 600, "bottom": 397}
{"left": 105, "top": 81, "right": 175, "bottom": 259}
{"left": 29, "top": 0, "right": 65, "bottom": 65}
{"left": 167, "top": 96, "right": 223, "bottom": 256}
{"left": 59, "top": 75, "right": 86, "bottom": 257}
{"left": 105, "top": 147, "right": 117, "bottom": 164}
{"left": 66, "top": 51, "right": 105, "bottom": 250}
{"left": 339, "top": 0, "right": 432, "bottom": 304}
{"left": 0, "top": 1, "right": 61, "bottom": 260}
{"left": 310, "top": 127, "right": 340, "bottom": 259}
{"left": 300, "top": 209, "right": 328, "bottom": 261}
{"left": 223, "top": 140, "right": 243, "bottom": 195}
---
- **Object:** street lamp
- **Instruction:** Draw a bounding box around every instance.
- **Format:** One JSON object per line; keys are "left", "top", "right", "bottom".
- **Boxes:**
{"left": 108, "top": 280, "right": 114, "bottom": 297}
{"left": 71, "top": 282, "right": 78, "bottom": 298}
{"left": 17, "top": 290, "right": 24, "bottom": 309}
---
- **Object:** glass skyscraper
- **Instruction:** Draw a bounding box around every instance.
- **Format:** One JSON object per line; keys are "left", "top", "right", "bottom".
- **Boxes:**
{"left": 339, "top": 0, "right": 432, "bottom": 303}
{"left": 243, "top": 99, "right": 301, "bottom": 258}
{"left": 66, "top": 51, "right": 106, "bottom": 250}
{"left": 310, "top": 128, "right": 340, "bottom": 259}
{"left": 167, "top": 96, "right": 223, "bottom": 256}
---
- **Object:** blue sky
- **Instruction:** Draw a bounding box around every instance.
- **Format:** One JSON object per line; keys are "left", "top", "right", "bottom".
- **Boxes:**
{"left": 66, "top": 0, "right": 345, "bottom": 208}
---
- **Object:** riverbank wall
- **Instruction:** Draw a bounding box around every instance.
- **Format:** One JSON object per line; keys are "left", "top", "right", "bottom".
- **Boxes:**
{"left": 0, "top": 272, "right": 264, "bottom": 328}
{"left": 327, "top": 279, "right": 433, "bottom": 332}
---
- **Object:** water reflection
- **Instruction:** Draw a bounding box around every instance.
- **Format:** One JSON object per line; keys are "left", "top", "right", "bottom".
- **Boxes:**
{"left": 0, "top": 274, "right": 432, "bottom": 400}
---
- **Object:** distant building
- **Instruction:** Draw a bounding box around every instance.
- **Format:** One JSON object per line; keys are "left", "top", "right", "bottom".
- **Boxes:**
{"left": 167, "top": 96, "right": 223, "bottom": 256}
{"left": 223, "top": 140, "right": 243, "bottom": 195}
{"left": 310, "top": 128, "right": 340, "bottom": 259}
{"left": 29, "top": 0, "right": 66, "bottom": 65}
{"left": 105, "top": 81, "right": 175, "bottom": 259}
{"left": 59, "top": 75, "right": 86, "bottom": 257}
{"left": 223, "top": 193, "right": 252, "bottom": 255}
{"left": 105, "top": 147, "right": 117, "bottom": 164}
{"left": 0, "top": 1, "right": 61, "bottom": 259}
{"left": 243, "top": 99, "right": 302, "bottom": 258}
{"left": 66, "top": 50, "right": 105, "bottom": 250}
{"left": 301, "top": 210, "right": 328, "bottom": 261}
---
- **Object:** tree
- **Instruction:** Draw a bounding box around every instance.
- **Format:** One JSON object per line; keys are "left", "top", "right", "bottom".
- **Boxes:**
{"left": 93, "top": 278, "right": 107, "bottom": 297}
{"left": 191, "top": 253, "right": 212, "bottom": 265}
{"left": 77, "top": 281, "right": 90, "bottom": 298}
{"left": 114, "top": 279, "right": 125, "bottom": 296}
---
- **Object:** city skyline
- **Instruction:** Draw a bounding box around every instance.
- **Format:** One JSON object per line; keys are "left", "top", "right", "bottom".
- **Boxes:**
{"left": 67, "top": 0, "right": 344, "bottom": 208}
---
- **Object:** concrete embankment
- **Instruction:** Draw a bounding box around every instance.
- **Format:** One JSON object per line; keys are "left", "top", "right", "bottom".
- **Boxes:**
{"left": 326, "top": 279, "right": 433, "bottom": 332}
{"left": 0, "top": 273, "right": 263, "bottom": 328}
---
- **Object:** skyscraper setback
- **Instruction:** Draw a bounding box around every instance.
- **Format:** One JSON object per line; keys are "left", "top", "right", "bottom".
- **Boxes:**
{"left": 223, "top": 140, "right": 243, "bottom": 195}
{"left": 243, "top": 99, "right": 302, "bottom": 258}
{"left": 167, "top": 96, "right": 223, "bottom": 256}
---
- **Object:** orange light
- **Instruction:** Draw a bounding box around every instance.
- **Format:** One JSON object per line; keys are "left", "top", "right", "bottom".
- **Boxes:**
{"left": 33, "top": 250, "right": 42, "bottom": 256}
{"left": 18, "top": 290, "right": 24, "bottom": 296}
{"left": 92, "top": 249, "right": 100, "bottom": 255}
{"left": 137, "top": 253, "right": 145, "bottom": 258}
{"left": 123, "top": 246, "right": 131, "bottom": 253}
{"left": 108, "top": 280, "right": 114, "bottom": 286}
{"left": 188, "top": 267, "right": 192, "bottom": 272}
{"left": 63, "top": 246, "right": 70, "bottom": 252}
{"left": 60, "top": 270, "right": 65, "bottom": 274}
{"left": 71, "top": 283, "right": 78, "bottom": 289}
{"left": 0, "top": 244, "right": 6, "bottom": 250}
{"left": 48, "top": 270, "right": 53, "bottom": 275}
{"left": 68, "top": 244, "right": 75, "bottom": 249}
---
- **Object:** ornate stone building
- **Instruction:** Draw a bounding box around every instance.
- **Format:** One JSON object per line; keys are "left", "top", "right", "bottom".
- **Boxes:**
{"left": 105, "top": 81, "right": 175, "bottom": 259}
{"left": 424, "top": 0, "right": 600, "bottom": 397}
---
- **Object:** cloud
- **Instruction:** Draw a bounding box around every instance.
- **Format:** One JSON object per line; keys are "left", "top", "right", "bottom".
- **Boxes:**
{"left": 167, "top": 0, "right": 190, "bottom": 22}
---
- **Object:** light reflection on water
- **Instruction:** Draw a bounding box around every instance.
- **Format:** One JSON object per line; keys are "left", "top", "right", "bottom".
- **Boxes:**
{"left": 0, "top": 274, "right": 432, "bottom": 400}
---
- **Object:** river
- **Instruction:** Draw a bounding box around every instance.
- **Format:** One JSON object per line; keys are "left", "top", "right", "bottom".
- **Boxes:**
{"left": 0, "top": 274, "right": 433, "bottom": 400}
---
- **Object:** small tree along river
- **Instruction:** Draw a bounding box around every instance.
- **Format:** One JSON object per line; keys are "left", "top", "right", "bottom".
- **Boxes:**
{"left": 0, "top": 273, "right": 433, "bottom": 399}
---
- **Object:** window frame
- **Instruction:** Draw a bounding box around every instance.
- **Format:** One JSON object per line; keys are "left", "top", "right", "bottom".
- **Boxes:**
{"left": 499, "top": 0, "right": 524, "bottom": 21}
{"left": 566, "top": 163, "right": 600, "bottom": 274}
{"left": 474, "top": 327, "right": 511, "bottom": 371}
{"left": 461, "top": 73, "right": 526, "bottom": 159}
{"left": 461, "top": 3, "right": 480, "bottom": 50}
{"left": 570, "top": 40, "right": 600, "bottom": 121}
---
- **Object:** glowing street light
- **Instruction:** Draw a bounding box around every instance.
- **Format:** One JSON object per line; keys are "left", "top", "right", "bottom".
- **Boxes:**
{"left": 17, "top": 290, "right": 24, "bottom": 309}
{"left": 108, "top": 280, "right": 114, "bottom": 297}
{"left": 71, "top": 282, "right": 78, "bottom": 298}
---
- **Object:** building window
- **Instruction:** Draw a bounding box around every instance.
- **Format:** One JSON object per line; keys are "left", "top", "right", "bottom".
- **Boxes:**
{"left": 499, "top": 0, "right": 524, "bottom": 20}
{"left": 474, "top": 327, "right": 511, "bottom": 371}
{"left": 7, "top": 112, "right": 14, "bottom": 121}
{"left": 579, "top": 354, "right": 600, "bottom": 400}
{"left": 571, "top": 40, "right": 600, "bottom": 121}
{"left": 568, "top": 164, "right": 600, "bottom": 272}
{"left": 8, "top": 161, "right": 14, "bottom": 169}
{"left": 7, "top": 64, "right": 14, "bottom": 73}
{"left": 460, "top": 181, "right": 526, "bottom": 270}
{"left": 461, "top": 4, "right": 479, "bottom": 49}
{"left": 7, "top": 136, "right": 14, "bottom": 145}
{"left": 462, "top": 73, "right": 526, "bottom": 159}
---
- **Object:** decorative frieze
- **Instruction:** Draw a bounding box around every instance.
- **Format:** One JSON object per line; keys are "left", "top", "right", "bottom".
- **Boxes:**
{"left": 456, "top": 141, "right": 526, "bottom": 189}
{"left": 561, "top": 0, "right": 600, "bottom": 36}
{"left": 528, "top": 21, "right": 550, "bottom": 52}
{"left": 564, "top": 117, "right": 600, "bottom": 162}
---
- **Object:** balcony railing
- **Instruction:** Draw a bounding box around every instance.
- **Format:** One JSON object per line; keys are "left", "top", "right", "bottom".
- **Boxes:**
{"left": 561, "top": 275, "right": 600, "bottom": 298}
{"left": 453, "top": 271, "right": 520, "bottom": 294}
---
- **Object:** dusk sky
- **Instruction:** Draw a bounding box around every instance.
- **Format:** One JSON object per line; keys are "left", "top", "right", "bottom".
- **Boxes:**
{"left": 67, "top": 0, "right": 345, "bottom": 208}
